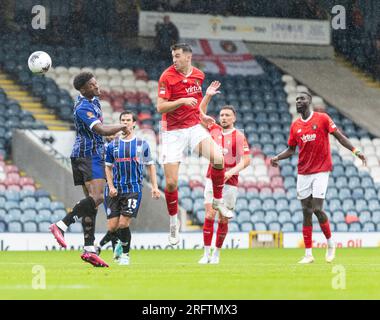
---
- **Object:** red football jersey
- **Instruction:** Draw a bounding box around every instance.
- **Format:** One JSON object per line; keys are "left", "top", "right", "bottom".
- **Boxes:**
{"left": 288, "top": 112, "right": 337, "bottom": 175}
{"left": 206, "top": 124, "right": 250, "bottom": 186}
{"left": 158, "top": 65, "right": 205, "bottom": 131}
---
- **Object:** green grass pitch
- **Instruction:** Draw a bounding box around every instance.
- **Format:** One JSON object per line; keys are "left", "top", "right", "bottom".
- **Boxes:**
{"left": 1, "top": 248, "right": 380, "bottom": 299}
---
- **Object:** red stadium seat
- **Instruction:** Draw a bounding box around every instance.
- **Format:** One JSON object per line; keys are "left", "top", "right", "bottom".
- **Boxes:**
{"left": 134, "top": 69, "right": 149, "bottom": 81}
{"left": 271, "top": 176, "right": 283, "bottom": 188}
{"left": 189, "top": 180, "right": 204, "bottom": 189}
{"left": 19, "top": 177, "right": 35, "bottom": 186}
{"left": 268, "top": 166, "right": 281, "bottom": 177}
{"left": 5, "top": 165, "right": 19, "bottom": 174}
{"left": 22, "top": 185, "right": 36, "bottom": 192}
{"left": 7, "top": 184, "right": 21, "bottom": 192}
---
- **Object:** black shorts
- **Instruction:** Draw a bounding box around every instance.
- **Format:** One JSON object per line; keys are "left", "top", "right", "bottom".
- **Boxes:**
{"left": 71, "top": 155, "right": 105, "bottom": 186}
{"left": 106, "top": 192, "right": 142, "bottom": 219}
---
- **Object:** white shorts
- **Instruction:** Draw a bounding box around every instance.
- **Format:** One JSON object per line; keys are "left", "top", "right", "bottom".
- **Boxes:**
{"left": 297, "top": 171, "right": 330, "bottom": 200}
{"left": 159, "top": 124, "right": 210, "bottom": 164}
{"left": 204, "top": 178, "right": 238, "bottom": 210}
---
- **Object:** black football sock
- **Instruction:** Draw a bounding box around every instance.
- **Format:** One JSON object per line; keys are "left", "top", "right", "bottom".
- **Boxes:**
{"left": 62, "top": 197, "right": 97, "bottom": 227}
{"left": 118, "top": 227, "right": 131, "bottom": 254}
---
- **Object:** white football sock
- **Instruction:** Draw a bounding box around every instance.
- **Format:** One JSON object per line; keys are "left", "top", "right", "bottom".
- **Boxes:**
{"left": 56, "top": 220, "right": 68, "bottom": 232}
{"left": 305, "top": 248, "right": 312, "bottom": 256}
{"left": 169, "top": 214, "right": 178, "bottom": 226}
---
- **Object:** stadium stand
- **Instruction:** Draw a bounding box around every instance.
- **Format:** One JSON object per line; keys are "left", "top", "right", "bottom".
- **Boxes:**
{"left": 1, "top": 2, "right": 379, "bottom": 234}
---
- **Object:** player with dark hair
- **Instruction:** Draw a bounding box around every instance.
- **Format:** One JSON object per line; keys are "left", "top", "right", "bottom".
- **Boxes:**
{"left": 270, "top": 92, "right": 366, "bottom": 264}
{"left": 199, "top": 104, "right": 251, "bottom": 264}
{"left": 157, "top": 42, "right": 233, "bottom": 246}
{"left": 104, "top": 111, "right": 160, "bottom": 265}
{"left": 49, "top": 72, "right": 129, "bottom": 267}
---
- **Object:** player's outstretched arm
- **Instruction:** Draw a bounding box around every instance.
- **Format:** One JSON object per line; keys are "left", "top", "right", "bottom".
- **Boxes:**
{"left": 93, "top": 123, "right": 129, "bottom": 136}
{"left": 156, "top": 97, "right": 197, "bottom": 113}
{"left": 332, "top": 130, "right": 367, "bottom": 166}
{"left": 199, "top": 81, "right": 221, "bottom": 114}
{"left": 270, "top": 146, "right": 296, "bottom": 167}
{"left": 146, "top": 164, "right": 160, "bottom": 199}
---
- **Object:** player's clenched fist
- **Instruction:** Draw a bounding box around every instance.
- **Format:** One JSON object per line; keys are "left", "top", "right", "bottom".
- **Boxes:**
{"left": 109, "top": 186, "right": 118, "bottom": 198}
{"left": 270, "top": 156, "right": 279, "bottom": 167}
{"left": 181, "top": 97, "right": 198, "bottom": 107}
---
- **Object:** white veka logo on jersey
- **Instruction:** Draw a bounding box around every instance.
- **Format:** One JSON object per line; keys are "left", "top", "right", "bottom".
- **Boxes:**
{"left": 301, "top": 133, "right": 316, "bottom": 143}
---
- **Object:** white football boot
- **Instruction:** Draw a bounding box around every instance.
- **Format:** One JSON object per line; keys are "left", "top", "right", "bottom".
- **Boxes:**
{"left": 298, "top": 255, "right": 315, "bottom": 264}
{"left": 168, "top": 220, "right": 180, "bottom": 245}
{"left": 119, "top": 253, "right": 130, "bottom": 265}
{"left": 212, "top": 198, "right": 234, "bottom": 219}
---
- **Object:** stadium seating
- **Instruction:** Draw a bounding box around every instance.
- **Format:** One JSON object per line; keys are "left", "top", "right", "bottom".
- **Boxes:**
{"left": 2, "top": 32, "right": 380, "bottom": 234}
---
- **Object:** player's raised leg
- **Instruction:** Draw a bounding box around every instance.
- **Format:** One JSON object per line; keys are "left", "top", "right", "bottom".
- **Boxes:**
{"left": 313, "top": 198, "right": 335, "bottom": 263}
{"left": 194, "top": 136, "right": 233, "bottom": 219}
{"left": 164, "top": 163, "right": 181, "bottom": 245}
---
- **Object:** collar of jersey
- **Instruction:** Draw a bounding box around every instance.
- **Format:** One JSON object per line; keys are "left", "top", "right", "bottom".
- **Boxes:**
{"left": 119, "top": 135, "right": 136, "bottom": 142}
{"left": 175, "top": 66, "right": 193, "bottom": 78}
{"left": 222, "top": 128, "right": 236, "bottom": 136}
{"left": 300, "top": 111, "right": 314, "bottom": 123}
{"left": 79, "top": 94, "right": 95, "bottom": 102}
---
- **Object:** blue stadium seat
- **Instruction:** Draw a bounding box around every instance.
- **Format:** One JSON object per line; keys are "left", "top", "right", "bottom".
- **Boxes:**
{"left": 349, "top": 222, "right": 362, "bottom": 232}
{"left": 336, "top": 223, "right": 348, "bottom": 232}
{"left": 5, "top": 190, "right": 20, "bottom": 202}
{"left": 8, "top": 220, "right": 22, "bottom": 232}
{"left": 37, "top": 221, "right": 50, "bottom": 232}
{"left": 36, "top": 209, "right": 52, "bottom": 223}
{"left": 235, "top": 199, "right": 249, "bottom": 212}
{"left": 250, "top": 210, "right": 265, "bottom": 223}
{"left": 196, "top": 210, "right": 205, "bottom": 223}
{"left": 362, "top": 222, "right": 375, "bottom": 232}
{"left": 249, "top": 199, "right": 262, "bottom": 212}
{"left": 291, "top": 210, "right": 303, "bottom": 224}
{"left": 342, "top": 199, "right": 355, "bottom": 212}
{"left": 377, "top": 223, "right": 380, "bottom": 232}
{"left": 0, "top": 220, "right": 6, "bottom": 232}
{"left": 253, "top": 222, "right": 267, "bottom": 231}
{"left": 50, "top": 201, "right": 65, "bottom": 211}
{"left": 355, "top": 199, "right": 368, "bottom": 212}
{"left": 5, "top": 201, "right": 20, "bottom": 211}
{"left": 23, "top": 221, "right": 38, "bottom": 232}
{"left": 278, "top": 210, "right": 291, "bottom": 224}
{"left": 178, "top": 186, "right": 191, "bottom": 198}
{"left": 52, "top": 209, "right": 67, "bottom": 221}
{"left": 240, "top": 221, "right": 253, "bottom": 232}
{"left": 332, "top": 211, "right": 345, "bottom": 223}
{"left": 364, "top": 188, "right": 377, "bottom": 201}
{"left": 362, "top": 177, "right": 374, "bottom": 188}
{"left": 237, "top": 210, "right": 251, "bottom": 224}
{"left": 326, "top": 187, "right": 338, "bottom": 200}
{"left": 329, "top": 199, "right": 342, "bottom": 212}
{"left": 281, "top": 222, "right": 295, "bottom": 232}
{"left": 268, "top": 222, "right": 281, "bottom": 231}
{"left": 336, "top": 177, "right": 348, "bottom": 189}
{"left": 276, "top": 199, "right": 289, "bottom": 212}
{"left": 369, "top": 200, "right": 380, "bottom": 211}
{"left": 20, "top": 209, "right": 37, "bottom": 223}
{"left": 229, "top": 221, "right": 240, "bottom": 232}
{"left": 181, "top": 197, "right": 193, "bottom": 212}
{"left": 264, "top": 210, "right": 278, "bottom": 224}
{"left": 289, "top": 200, "right": 302, "bottom": 212}
{"left": 351, "top": 188, "right": 364, "bottom": 200}
{"left": 191, "top": 188, "right": 204, "bottom": 200}
{"left": 192, "top": 199, "right": 204, "bottom": 213}
{"left": 372, "top": 210, "right": 380, "bottom": 223}
{"left": 69, "top": 223, "right": 83, "bottom": 233}
{"left": 262, "top": 199, "right": 276, "bottom": 211}
{"left": 296, "top": 222, "right": 303, "bottom": 232}
{"left": 348, "top": 177, "right": 361, "bottom": 189}
{"left": 20, "top": 197, "right": 37, "bottom": 211}
{"left": 339, "top": 188, "right": 351, "bottom": 200}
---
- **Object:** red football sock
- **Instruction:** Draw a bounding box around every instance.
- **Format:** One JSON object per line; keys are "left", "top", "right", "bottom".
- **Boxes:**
{"left": 203, "top": 218, "right": 214, "bottom": 246}
{"left": 216, "top": 222, "right": 228, "bottom": 248}
{"left": 302, "top": 226, "right": 313, "bottom": 249}
{"left": 210, "top": 167, "right": 225, "bottom": 199}
{"left": 320, "top": 220, "right": 331, "bottom": 240}
{"left": 164, "top": 189, "right": 178, "bottom": 216}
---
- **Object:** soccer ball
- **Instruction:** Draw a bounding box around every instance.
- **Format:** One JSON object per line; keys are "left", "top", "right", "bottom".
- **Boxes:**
{"left": 28, "top": 51, "right": 52, "bottom": 74}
